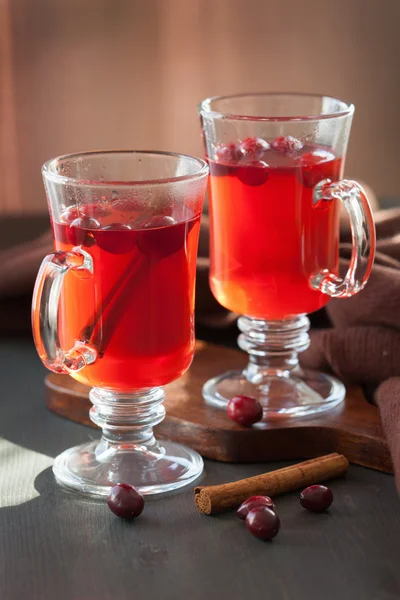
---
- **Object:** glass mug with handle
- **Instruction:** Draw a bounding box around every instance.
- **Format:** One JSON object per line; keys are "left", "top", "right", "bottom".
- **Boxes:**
{"left": 32, "top": 150, "right": 208, "bottom": 496}
{"left": 199, "top": 93, "right": 375, "bottom": 418}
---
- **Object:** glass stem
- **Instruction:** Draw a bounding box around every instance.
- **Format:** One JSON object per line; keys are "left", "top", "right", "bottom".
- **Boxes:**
{"left": 89, "top": 387, "right": 166, "bottom": 449}
{"left": 237, "top": 315, "right": 310, "bottom": 385}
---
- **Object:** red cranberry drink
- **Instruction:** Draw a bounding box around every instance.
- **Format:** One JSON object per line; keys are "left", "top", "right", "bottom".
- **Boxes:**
{"left": 50, "top": 203, "right": 200, "bottom": 390}
{"left": 208, "top": 136, "right": 342, "bottom": 319}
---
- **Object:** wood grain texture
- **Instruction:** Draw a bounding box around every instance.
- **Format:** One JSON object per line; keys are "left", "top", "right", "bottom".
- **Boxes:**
{"left": 1, "top": 339, "right": 400, "bottom": 600}
{"left": 45, "top": 341, "right": 393, "bottom": 473}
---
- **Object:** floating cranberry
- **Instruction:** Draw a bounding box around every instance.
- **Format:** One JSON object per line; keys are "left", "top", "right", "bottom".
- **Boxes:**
{"left": 227, "top": 395, "right": 263, "bottom": 426}
{"left": 240, "top": 137, "right": 270, "bottom": 159}
{"left": 111, "top": 197, "right": 140, "bottom": 212}
{"left": 69, "top": 217, "right": 100, "bottom": 247}
{"left": 271, "top": 135, "right": 303, "bottom": 156}
{"left": 60, "top": 206, "right": 80, "bottom": 223}
{"left": 80, "top": 203, "right": 112, "bottom": 219}
{"left": 298, "top": 149, "right": 337, "bottom": 189}
{"left": 237, "top": 161, "right": 269, "bottom": 186}
{"left": 237, "top": 495, "right": 276, "bottom": 520}
{"left": 300, "top": 166, "right": 327, "bottom": 190}
{"left": 214, "top": 142, "right": 244, "bottom": 163}
{"left": 96, "top": 223, "right": 134, "bottom": 254}
{"left": 107, "top": 483, "right": 144, "bottom": 520}
{"left": 245, "top": 506, "right": 280, "bottom": 541}
{"left": 137, "top": 215, "right": 187, "bottom": 259}
{"left": 299, "top": 485, "right": 333, "bottom": 512}
{"left": 140, "top": 215, "right": 176, "bottom": 228}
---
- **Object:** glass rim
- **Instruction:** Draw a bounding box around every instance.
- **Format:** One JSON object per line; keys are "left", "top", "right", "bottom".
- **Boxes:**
{"left": 199, "top": 92, "right": 355, "bottom": 122}
{"left": 42, "top": 149, "right": 209, "bottom": 187}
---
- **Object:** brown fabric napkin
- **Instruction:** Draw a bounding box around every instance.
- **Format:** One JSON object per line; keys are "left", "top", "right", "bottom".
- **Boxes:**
{"left": 300, "top": 207, "right": 400, "bottom": 492}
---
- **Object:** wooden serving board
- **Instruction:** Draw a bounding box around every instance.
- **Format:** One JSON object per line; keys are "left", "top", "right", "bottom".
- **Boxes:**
{"left": 45, "top": 340, "right": 393, "bottom": 473}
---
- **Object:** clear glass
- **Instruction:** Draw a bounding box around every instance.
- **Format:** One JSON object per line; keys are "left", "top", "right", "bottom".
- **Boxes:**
{"left": 32, "top": 150, "right": 208, "bottom": 496}
{"left": 199, "top": 93, "right": 375, "bottom": 419}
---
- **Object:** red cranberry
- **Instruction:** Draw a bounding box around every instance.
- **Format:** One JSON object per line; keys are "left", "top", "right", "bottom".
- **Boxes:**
{"left": 237, "top": 495, "right": 276, "bottom": 520}
{"left": 237, "top": 161, "right": 269, "bottom": 186}
{"left": 69, "top": 217, "right": 100, "bottom": 247}
{"left": 96, "top": 223, "right": 133, "bottom": 254}
{"left": 107, "top": 483, "right": 144, "bottom": 520}
{"left": 80, "top": 203, "right": 112, "bottom": 219}
{"left": 240, "top": 137, "right": 270, "bottom": 159}
{"left": 61, "top": 206, "right": 80, "bottom": 223}
{"left": 300, "top": 485, "right": 333, "bottom": 512}
{"left": 298, "top": 149, "right": 337, "bottom": 189}
{"left": 140, "top": 215, "right": 176, "bottom": 229}
{"left": 245, "top": 506, "right": 280, "bottom": 541}
{"left": 271, "top": 135, "right": 303, "bottom": 156}
{"left": 227, "top": 395, "right": 263, "bottom": 426}
{"left": 137, "top": 215, "right": 187, "bottom": 259}
{"left": 300, "top": 166, "right": 328, "bottom": 190}
{"left": 111, "top": 198, "right": 141, "bottom": 212}
{"left": 214, "top": 142, "right": 244, "bottom": 163}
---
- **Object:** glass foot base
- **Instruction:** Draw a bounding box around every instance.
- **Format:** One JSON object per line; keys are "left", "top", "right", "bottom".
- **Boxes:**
{"left": 202, "top": 369, "right": 345, "bottom": 420}
{"left": 53, "top": 438, "right": 204, "bottom": 497}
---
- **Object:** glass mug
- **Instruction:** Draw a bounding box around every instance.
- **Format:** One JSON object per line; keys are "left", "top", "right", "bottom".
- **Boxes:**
{"left": 199, "top": 93, "right": 375, "bottom": 418}
{"left": 32, "top": 150, "right": 208, "bottom": 496}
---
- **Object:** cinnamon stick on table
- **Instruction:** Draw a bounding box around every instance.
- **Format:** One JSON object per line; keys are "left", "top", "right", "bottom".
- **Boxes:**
{"left": 194, "top": 453, "right": 349, "bottom": 515}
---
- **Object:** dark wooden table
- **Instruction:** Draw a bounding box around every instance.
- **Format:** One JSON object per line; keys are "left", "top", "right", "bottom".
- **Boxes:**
{"left": 1, "top": 338, "right": 400, "bottom": 600}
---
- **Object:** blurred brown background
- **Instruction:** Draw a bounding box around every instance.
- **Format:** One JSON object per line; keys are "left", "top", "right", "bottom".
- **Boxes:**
{"left": 1, "top": 0, "right": 400, "bottom": 218}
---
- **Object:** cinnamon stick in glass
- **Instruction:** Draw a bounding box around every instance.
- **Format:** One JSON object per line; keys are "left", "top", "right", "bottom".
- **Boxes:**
{"left": 194, "top": 453, "right": 348, "bottom": 515}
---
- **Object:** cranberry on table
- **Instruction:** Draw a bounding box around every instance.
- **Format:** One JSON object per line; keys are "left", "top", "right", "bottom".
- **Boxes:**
{"left": 245, "top": 506, "right": 280, "bottom": 541}
{"left": 299, "top": 485, "right": 333, "bottom": 513}
{"left": 237, "top": 495, "right": 276, "bottom": 520}
{"left": 107, "top": 483, "right": 145, "bottom": 519}
{"left": 227, "top": 395, "right": 263, "bottom": 427}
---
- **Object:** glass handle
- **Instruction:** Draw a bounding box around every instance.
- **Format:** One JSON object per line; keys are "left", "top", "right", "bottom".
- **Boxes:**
{"left": 32, "top": 249, "right": 97, "bottom": 374}
{"left": 310, "top": 179, "right": 376, "bottom": 297}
